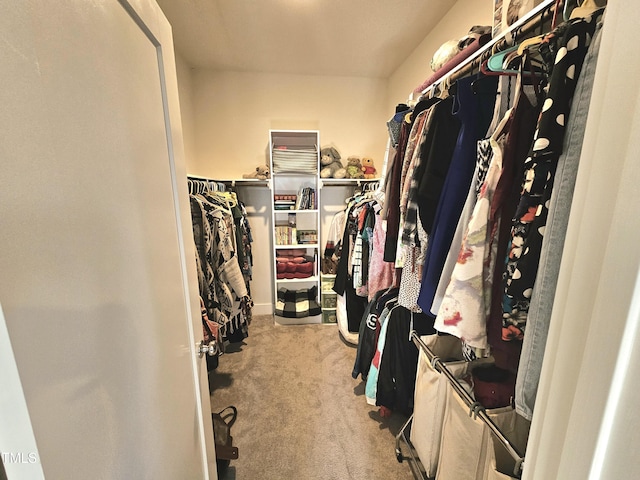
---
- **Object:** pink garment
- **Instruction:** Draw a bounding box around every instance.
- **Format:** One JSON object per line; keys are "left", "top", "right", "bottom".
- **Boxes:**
{"left": 367, "top": 216, "right": 395, "bottom": 301}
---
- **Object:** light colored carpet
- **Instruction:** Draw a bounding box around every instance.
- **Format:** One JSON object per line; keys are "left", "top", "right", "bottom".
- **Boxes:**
{"left": 209, "top": 314, "right": 415, "bottom": 480}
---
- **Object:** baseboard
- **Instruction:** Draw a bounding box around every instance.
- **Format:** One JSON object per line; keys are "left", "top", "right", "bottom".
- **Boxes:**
{"left": 252, "top": 302, "right": 273, "bottom": 316}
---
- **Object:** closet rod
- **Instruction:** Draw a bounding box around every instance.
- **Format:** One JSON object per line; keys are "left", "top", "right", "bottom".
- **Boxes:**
{"left": 187, "top": 175, "right": 269, "bottom": 187}
{"left": 418, "top": 0, "right": 557, "bottom": 95}
{"left": 410, "top": 331, "right": 526, "bottom": 477}
{"left": 320, "top": 178, "right": 380, "bottom": 187}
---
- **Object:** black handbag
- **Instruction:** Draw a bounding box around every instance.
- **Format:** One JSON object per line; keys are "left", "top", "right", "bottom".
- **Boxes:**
{"left": 212, "top": 406, "right": 239, "bottom": 472}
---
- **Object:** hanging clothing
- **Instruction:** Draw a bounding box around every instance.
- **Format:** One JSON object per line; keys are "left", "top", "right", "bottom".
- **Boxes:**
{"left": 416, "top": 96, "right": 461, "bottom": 235}
{"left": 365, "top": 299, "right": 399, "bottom": 405}
{"left": 516, "top": 18, "right": 604, "bottom": 420}
{"left": 401, "top": 99, "right": 440, "bottom": 247}
{"left": 398, "top": 210, "right": 429, "bottom": 312}
{"left": 333, "top": 195, "right": 381, "bottom": 332}
{"left": 188, "top": 182, "right": 253, "bottom": 350}
{"left": 384, "top": 114, "right": 413, "bottom": 262}
{"left": 322, "top": 210, "right": 346, "bottom": 274}
{"left": 434, "top": 109, "right": 513, "bottom": 351}
{"left": 501, "top": 10, "right": 605, "bottom": 341}
{"left": 367, "top": 213, "right": 395, "bottom": 300}
{"left": 191, "top": 196, "right": 217, "bottom": 325}
{"left": 356, "top": 206, "right": 376, "bottom": 296}
{"left": 430, "top": 136, "right": 496, "bottom": 316}
{"left": 375, "top": 306, "right": 436, "bottom": 415}
{"left": 430, "top": 71, "right": 510, "bottom": 316}
{"left": 352, "top": 289, "right": 388, "bottom": 381}
{"left": 417, "top": 74, "right": 498, "bottom": 315}
{"left": 485, "top": 69, "right": 543, "bottom": 370}
{"left": 395, "top": 107, "right": 432, "bottom": 268}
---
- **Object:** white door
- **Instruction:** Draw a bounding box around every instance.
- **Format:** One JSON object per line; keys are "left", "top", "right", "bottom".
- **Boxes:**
{"left": 0, "top": 1, "right": 216, "bottom": 479}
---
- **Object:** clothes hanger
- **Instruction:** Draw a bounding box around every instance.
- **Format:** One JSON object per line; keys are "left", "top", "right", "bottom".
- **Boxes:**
{"left": 516, "top": 10, "right": 553, "bottom": 58}
{"left": 482, "top": 45, "right": 524, "bottom": 77}
{"left": 483, "top": 44, "right": 546, "bottom": 78}
{"left": 487, "top": 45, "right": 520, "bottom": 73}
{"left": 365, "top": 181, "right": 380, "bottom": 192}
{"left": 569, "top": 0, "right": 606, "bottom": 19}
{"left": 481, "top": 58, "right": 518, "bottom": 77}
{"left": 517, "top": 35, "right": 547, "bottom": 56}
{"left": 563, "top": 0, "right": 580, "bottom": 21}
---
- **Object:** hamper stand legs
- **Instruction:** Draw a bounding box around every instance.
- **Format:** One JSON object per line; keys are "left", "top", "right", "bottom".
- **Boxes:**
{"left": 394, "top": 414, "right": 431, "bottom": 479}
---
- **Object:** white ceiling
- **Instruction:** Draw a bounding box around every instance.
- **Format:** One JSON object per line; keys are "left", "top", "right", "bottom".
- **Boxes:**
{"left": 156, "top": 0, "right": 458, "bottom": 78}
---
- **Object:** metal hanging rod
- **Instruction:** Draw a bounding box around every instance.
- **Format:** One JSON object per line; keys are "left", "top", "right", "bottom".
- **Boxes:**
{"left": 410, "top": 331, "right": 525, "bottom": 477}
{"left": 320, "top": 178, "right": 381, "bottom": 189}
{"left": 187, "top": 175, "right": 270, "bottom": 188}
{"left": 417, "top": 0, "right": 557, "bottom": 96}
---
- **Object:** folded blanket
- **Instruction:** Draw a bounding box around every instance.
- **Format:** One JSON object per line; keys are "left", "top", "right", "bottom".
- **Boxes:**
{"left": 275, "top": 286, "right": 321, "bottom": 318}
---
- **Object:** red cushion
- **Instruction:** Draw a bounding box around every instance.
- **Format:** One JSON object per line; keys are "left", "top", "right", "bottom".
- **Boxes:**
{"left": 296, "top": 262, "right": 314, "bottom": 274}
{"left": 285, "top": 263, "right": 297, "bottom": 273}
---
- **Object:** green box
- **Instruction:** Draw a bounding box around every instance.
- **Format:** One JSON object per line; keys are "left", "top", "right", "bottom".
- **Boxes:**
{"left": 322, "top": 293, "right": 337, "bottom": 309}
{"left": 321, "top": 274, "right": 336, "bottom": 292}
{"left": 322, "top": 310, "right": 337, "bottom": 323}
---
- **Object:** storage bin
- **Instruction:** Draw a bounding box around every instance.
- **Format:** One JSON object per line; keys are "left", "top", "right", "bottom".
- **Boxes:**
{"left": 321, "top": 293, "right": 337, "bottom": 308}
{"left": 410, "top": 334, "right": 472, "bottom": 478}
{"left": 321, "top": 274, "right": 336, "bottom": 292}
{"left": 435, "top": 383, "right": 530, "bottom": 480}
{"left": 322, "top": 310, "right": 337, "bottom": 323}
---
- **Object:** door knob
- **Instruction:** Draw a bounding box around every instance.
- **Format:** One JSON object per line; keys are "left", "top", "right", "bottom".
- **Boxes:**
{"left": 198, "top": 340, "right": 218, "bottom": 358}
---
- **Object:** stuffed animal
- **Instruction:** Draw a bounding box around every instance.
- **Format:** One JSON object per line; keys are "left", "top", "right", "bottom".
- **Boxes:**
{"left": 346, "top": 156, "right": 364, "bottom": 179}
{"left": 319, "top": 146, "right": 346, "bottom": 179}
{"left": 361, "top": 157, "right": 377, "bottom": 179}
{"left": 242, "top": 164, "right": 270, "bottom": 180}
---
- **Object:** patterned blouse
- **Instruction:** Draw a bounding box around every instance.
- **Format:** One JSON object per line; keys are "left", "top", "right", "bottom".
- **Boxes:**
{"left": 502, "top": 10, "right": 604, "bottom": 341}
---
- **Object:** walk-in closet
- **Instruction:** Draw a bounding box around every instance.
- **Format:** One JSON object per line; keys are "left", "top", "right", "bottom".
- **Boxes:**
{"left": 2, "top": 1, "right": 639, "bottom": 479}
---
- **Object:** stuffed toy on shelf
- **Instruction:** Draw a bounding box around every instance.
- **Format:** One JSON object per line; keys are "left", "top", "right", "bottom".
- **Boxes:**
{"left": 361, "top": 157, "right": 377, "bottom": 179}
{"left": 242, "top": 164, "right": 270, "bottom": 180}
{"left": 346, "top": 156, "right": 364, "bottom": 179}
{"left": 319, "top": 146, "right": 346, "bottom": 179}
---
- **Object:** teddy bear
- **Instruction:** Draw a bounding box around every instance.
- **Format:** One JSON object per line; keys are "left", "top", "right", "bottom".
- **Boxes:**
{"left": 345, "top": 156, "right": 364, "bottom": 179}
{"left": 361, "top": 157, "right": 377, "bottom": 179}
{"left": 242, "top": 164, "right": 270, "bottom": 180}
{"left": 319, "top": 146, "right": 346, "bottom": 179}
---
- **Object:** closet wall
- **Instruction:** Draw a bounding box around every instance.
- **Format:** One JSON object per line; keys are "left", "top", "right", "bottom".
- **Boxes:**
{"left": 175, "top": 52, "right": 196, "bottom": 168}
{"left": 190, "top": 71, "right": 388, "bottom": 179}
